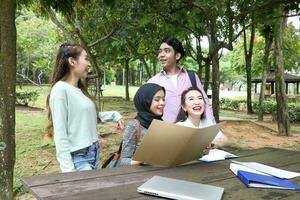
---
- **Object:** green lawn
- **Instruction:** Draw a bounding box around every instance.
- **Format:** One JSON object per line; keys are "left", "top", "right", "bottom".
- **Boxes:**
{"left": 220, "top": 110, "right": 259, "bottom": 120}
{"left": 15, "top": 111, "right": 56, "bottom": 193}
{"left": 102, "top": 85, "right": 139, "bottom": 99}
{"left": 19, "top": 84, "right": 140, "bottom": 108}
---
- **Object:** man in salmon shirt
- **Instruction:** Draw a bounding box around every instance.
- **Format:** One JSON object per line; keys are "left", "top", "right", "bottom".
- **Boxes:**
{"left": 148, "top": 36, "right": 214, "bottom": 123}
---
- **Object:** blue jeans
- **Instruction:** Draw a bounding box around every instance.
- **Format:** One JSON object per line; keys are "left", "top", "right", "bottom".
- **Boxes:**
{"left": 71, "top": 142, "right": 100, "bottom": 171}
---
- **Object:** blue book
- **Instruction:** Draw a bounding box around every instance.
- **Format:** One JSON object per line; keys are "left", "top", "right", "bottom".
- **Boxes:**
{"left": 237, "top": 170, "right": 300, "bottom": 190}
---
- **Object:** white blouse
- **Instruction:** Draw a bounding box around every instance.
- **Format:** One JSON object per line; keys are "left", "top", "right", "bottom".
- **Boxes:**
{"left": 176, "top": 118, "right": 223, "bottom": 145}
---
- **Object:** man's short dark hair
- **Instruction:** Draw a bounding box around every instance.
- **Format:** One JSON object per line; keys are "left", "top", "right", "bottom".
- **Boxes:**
{"left": 161, "top": 37, "right": 185, "bottom": 62}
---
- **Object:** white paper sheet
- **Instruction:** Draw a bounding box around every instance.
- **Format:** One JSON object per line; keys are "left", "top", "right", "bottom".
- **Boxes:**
{"left": 232, "top": 160, "right": 300, "bottom": 179}
{"left": 200, "top": 149, "right": 238, "bottom": 162}
{"left": 230, "top": 163, "right": 270, "bottom": 176}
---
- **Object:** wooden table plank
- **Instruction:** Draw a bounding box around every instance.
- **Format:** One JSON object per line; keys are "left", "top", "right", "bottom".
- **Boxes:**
{"left": 21, "top": 148, "right": 277, "bottom": 187}
{"left": 21, "top": 148, "right": 300, "bottom": 200}
{"left": 21, "top": 147, "right": 278, "bottom": 189}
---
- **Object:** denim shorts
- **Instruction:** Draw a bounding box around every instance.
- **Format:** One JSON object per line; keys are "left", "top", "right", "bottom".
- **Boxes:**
{"left": 71, "top": 142, "right": 100, "bottom": 171}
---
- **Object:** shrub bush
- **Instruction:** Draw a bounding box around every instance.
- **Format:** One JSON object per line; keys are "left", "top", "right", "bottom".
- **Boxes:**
{"left": 16, "top": 89, "right": 39, "bottom": 106}
{"left": 220, "top": 98, "right": 300, "bottom": 123}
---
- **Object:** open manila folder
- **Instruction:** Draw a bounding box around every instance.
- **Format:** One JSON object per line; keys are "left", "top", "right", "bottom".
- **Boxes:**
{"left": 132, "top": 119, "right": 223, "bottom": 167}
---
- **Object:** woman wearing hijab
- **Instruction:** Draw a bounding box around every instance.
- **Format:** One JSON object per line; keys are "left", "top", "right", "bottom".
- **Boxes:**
{"left": 119, "top": 83, "right": 165, "bottom": 166}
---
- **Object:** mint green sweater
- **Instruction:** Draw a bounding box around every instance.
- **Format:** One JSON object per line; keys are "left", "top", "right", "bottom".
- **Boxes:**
{"left": 50, "top": 81, "right": 98, "bottom": 172}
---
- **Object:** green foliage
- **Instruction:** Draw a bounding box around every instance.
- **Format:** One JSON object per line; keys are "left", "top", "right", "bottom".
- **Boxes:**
{"left": 220, "top": 55, "right": 245, "bottom": 85}
{"left": 16, "top": 9, "right": 63, "bottom": 84}
{"left": 252, "top": 100, "right": 277, "bottom": 114}
{"left": 286, "top": 103, "right": 300, "bottom": 123}
{"left": 283, "top": 23, "right": 300, "bottom": 73}
{"left": 16, "top": 89, "right": 39, "bottom": 106}
{"left": 220, "top": 97, "right": 300, "bottom": 123}
{"left": 220, "top": 98, "right": 247, "bottom": 110}
{"left": 230, "top": 23, "right": 300, "bottom": 77}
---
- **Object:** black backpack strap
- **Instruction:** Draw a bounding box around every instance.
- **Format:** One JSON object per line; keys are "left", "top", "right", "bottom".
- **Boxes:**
{"left": 187, "top": 69, "right": 197, "bottom": 87}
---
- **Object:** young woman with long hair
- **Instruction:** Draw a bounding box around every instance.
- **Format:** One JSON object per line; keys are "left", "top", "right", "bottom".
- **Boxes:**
{"left": 176, "top": 87, "right": 227, "bottom": 148}
{"left": 46, "top": 43, "right": 114, "bottom": 172}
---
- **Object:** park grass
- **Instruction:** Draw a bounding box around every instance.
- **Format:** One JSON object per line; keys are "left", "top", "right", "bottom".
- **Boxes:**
{"left": 14, "top": 111, "right": 57, "bottom": 194}
{"left": 220, "top": 110, "right": 259, "bottom": 120}
{"left": 19, "top": 84, "right": 140, "bottom": 108}
{"left": 102, "top": 85, "right": 139, "bottom": 99}
{"left": 291, "top": 125, "right": 300, "bottom": 134}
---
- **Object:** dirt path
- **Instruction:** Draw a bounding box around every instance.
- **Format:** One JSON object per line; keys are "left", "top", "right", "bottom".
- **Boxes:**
{"left": 223, "top": 120, "right": 300, "bottom": 150}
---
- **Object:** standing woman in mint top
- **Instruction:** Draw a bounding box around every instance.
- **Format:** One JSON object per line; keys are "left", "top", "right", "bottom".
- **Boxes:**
{"left": 148, "top": 36, "right": 214, "bottom": 123}
{"left": 46, "top": 43, "right": 100, "bottom": 172}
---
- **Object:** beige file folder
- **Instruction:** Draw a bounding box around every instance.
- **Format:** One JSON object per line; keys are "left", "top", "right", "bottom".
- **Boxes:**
{"left": 132, "top": 119, "right": 223, "bottom": 167}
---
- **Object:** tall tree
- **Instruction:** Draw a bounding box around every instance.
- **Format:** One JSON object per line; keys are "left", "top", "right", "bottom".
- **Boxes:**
{"left": 243, "top": 17, "right": 256, "bottom": 114}
{"left": 0, "top": 0, "right": 16, "bottom": 199}
{"left": 124, "top": 59, "right": 130, "bottom": 101}
{"left": 258, "top": 25, "right": 273, "bottom": 121}
{"left": 274, "top": 7, "right": 290, "bottom": 136}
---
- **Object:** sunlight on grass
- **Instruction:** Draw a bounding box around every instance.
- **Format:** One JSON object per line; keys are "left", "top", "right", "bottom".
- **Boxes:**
{"left": 20, "top": 84, "right": 140, "bottom": 109}
{"left": 220, "top": 110, "right": 258, "bottom": 120}
{"left": 291, "top": 125, "right": 300, "bottom": 134}
{"left": 102, "top": 85, "right": 139, "bottom": 99}
{"left": 15, "top": 111, "right": 58, "bottom": 193}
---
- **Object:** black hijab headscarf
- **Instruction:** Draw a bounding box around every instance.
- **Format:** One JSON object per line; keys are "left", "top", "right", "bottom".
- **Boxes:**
{"left": 134, "top": 83, "right": 165, "bottom": 129}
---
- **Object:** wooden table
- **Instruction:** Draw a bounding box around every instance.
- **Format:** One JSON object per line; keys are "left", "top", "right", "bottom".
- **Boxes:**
{"left": 21, "top": 148, "right": 300, "bottom": 200}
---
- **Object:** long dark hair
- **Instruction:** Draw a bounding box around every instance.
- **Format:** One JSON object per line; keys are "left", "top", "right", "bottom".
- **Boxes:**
{"left": 175, "top": 87, "right": 206, "bottom": 123}
{"left": 46, "top": 43, "right": 92, "bottom": 138}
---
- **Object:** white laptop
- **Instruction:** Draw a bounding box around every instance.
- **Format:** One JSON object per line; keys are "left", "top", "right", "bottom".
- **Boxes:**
{"left": 137, "top": 176, "right": 224, "bottom": 200}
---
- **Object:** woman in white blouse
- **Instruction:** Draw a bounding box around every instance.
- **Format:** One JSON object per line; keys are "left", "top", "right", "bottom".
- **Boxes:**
{"left": 176, "top": 87, "right": 227, "bottom": 148}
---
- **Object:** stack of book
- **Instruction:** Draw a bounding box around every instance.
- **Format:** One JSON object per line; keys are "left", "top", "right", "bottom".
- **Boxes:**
{"left": 230, "top": 161, "right": 300, "bottom": 190}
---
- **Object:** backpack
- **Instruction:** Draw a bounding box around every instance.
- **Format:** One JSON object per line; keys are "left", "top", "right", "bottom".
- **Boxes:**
{"left": 187, "top": 69, "right": 197, "bottom": 87}
{"left": 101, "top": 120, "right": 141, "bottom": 168}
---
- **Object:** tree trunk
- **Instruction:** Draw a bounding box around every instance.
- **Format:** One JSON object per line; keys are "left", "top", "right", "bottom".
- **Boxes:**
{"left": 274, "top": 8, "right": 290, "bottom": 136}
{"left": 258, "top": 28, "right": 273, "bottom": 121}
{"left": 125, "top": 59, "right": 130, "bottom": 101}
{"left": 243, "top": 22, "right": 255, "bottom": 114}
{"left": 211, "top": 53, "right": 220, "bottom": 122}
{"left": 152, "top": 58, "right": 157, "bottom": 75}
{"left": 131, "top": 68, "right": 136, "bottom": 85}
{"left": 208, "top": 17, "right": 220, "bottom": 122}
{"left": 245, "top": 57, "right": 253, "bottom": 113}
{"left": 204, "top": 59, "right": 210, "bottom": 93}
{"left": 0, "top": 0, "right": 16, "bottom": 199}
{"left": 196, "top": 38, "right": 203, "bottom": 80}
{"left": 140, "top": 57, "right": 151, "bottom": 79}
{"left": 197, "top": 61, "right": 203, "bottom": 81}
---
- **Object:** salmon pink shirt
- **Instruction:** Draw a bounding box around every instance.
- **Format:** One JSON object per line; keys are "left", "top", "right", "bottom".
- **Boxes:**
{"left": 148, "top": 67, "right": 214, "bottom": 123}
